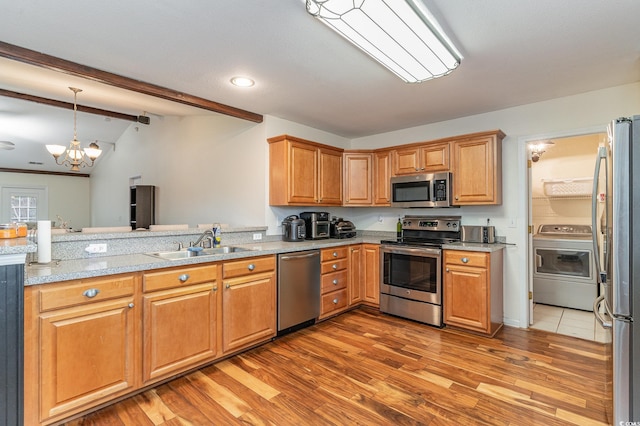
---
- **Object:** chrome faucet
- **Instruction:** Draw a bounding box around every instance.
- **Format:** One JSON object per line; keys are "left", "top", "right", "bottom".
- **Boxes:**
{"left": 191, "top": 229, "right": 215, "bottom": 248}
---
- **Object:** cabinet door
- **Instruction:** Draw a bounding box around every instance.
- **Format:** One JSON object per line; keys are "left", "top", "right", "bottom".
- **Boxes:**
{"left": 288, "top": 141, "right": 318, "bottom": 204}
{"left": 348, "top": 245, "right": 362, "bottom": 305}
{"left": 222, "top": 272, "right": 276, "bottom": 353}
{"left": 343, "top": 153, "right": 372, "bottom": 205}
{"left": 421, "top": 143, "right": 450, "bottom": 172}
{"left": 373, "top": 151, "right": 391, "bottom": 205}
{"left": 318, "top": 147, "right": 343, "bottom": 205}
{"left": 393, "top": 147, "right": 422, "bottom": 175}
{"left": 452, "top": 135, "right": 501, "bottom": 205}
{"left": 142, "top": 283, "right": 217, "bottom": 384}
{"left": 444, "top": 264, "right": 488, "bottom": 332}
{"left": 39, "top": 298, "right": 136, "bottom": 421}
{"left": 362, "top": 244, "right": 380, "bottom": 306}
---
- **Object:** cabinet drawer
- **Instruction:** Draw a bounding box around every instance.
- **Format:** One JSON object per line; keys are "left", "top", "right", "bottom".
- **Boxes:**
{"left": 444, "top": 251, "right": 488, "bottom": 268}
{"left": 321, "top": 247, "right": 348, "bottom": 262}
{"left": 320, "top": 288, "right": 348, "bottom": 315}
{"left": 223, "top": 255, "right": 275, "bottom": 279}
{"left": 321, "top": 258, "right": 348, "bottom": 274}
{"left": 39, "top": 275, "right": 136, "bottom": 312}
{"left": 144, "top": 264, "right": 217, "bottom": 293}
{"left": 321, "top": 270, "right": 348, "bottom": 294}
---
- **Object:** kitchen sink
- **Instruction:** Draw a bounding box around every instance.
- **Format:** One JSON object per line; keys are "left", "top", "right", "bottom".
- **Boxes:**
{"left": 146, "top": 246, "right": 250, "bottom": 260}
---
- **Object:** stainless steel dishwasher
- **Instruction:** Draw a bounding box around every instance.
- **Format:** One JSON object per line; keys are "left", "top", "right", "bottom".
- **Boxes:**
{"left": 277, "top": 250, "right": 320, "bottom": 336}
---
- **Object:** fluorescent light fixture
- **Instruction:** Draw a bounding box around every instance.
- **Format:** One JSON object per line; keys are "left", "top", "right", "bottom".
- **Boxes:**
{"left": 230, "top": 76, "right": 255, "bottom": 87}
{"left": 305, "top": 0, "right": 462, "bottom": 83}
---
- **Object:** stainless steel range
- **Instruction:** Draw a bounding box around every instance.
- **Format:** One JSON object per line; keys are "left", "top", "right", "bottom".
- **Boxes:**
{"left": 380, "top": 215, "right": 461, "bottom": 327}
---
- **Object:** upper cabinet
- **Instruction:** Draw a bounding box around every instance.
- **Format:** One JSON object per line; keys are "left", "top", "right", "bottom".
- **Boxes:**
{"left": 268, "top": 135, "right": 343, "bottom": 206}
{"left": 451, "top": 131, "right": 505, "bottom": 205}
{"left": 393, "top": 142, "right": 450, "bottom": 175}
{"left": 343, "top": 152, "right": 373, "bottom": 206}
{"left": 373, "top": 150, "right": 392, "bottom": 206}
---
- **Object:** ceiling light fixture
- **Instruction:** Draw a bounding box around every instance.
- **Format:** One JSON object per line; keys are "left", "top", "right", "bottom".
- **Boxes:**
{"left": 45, "top": 87, "right": 102, "bottom": 171}
{"left": 305, "top": 0, "right": 462, "bottom": 83}
{"left": 529, "top": 140, "right": 555, "bottom": 162}
{"left": 230, "top": 76, "right": 255, "bottom": 87}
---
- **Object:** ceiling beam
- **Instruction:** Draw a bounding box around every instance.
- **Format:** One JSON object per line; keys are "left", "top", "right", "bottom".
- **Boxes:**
{"left": 0, "top": 41, "right": 264, "bottom": 124}
{"left": 0, "top": 88, "right": 140, "bottom": 122}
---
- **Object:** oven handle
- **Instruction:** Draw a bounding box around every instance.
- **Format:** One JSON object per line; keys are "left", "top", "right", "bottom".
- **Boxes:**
{"left": 381, "top": 245, "right": 441, "bottom": 257}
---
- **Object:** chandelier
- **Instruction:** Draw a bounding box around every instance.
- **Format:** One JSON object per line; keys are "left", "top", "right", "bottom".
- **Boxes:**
{"left": 46, "top": 87, "right": 102, "bottom": 171}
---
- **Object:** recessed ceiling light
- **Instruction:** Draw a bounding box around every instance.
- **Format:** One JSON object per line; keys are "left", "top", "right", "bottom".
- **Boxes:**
{"left": 0, "top": 141, "right": 15, "bottom": 150}
{"left": 230, "top": 76, "right": 255, "bottom": 87}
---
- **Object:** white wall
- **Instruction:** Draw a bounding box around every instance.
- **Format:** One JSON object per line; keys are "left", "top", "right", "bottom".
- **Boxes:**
{"left": 0, "top": 172, "right": 91, "bottom": 229}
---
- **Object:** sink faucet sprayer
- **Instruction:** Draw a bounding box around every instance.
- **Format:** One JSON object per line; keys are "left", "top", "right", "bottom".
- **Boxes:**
{"left": 190, "top": 224, "right": 221, "bottom": 248}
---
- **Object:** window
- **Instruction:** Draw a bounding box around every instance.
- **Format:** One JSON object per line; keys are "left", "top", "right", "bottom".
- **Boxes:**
{"left": 1, "top": 186, "right": 48, "bottom": 225}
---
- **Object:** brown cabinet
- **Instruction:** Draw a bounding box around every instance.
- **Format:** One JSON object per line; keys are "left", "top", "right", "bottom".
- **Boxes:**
{"left": 348, "top": 244, "right": 362, "bottom": 305}
{"left": 373, "top": 150, "right": 392, "bottom": 205}
{"left": 362, "top": 244, "right": 380, "bottom": 306}
{"left": 451, "top": 131, "right": 505, "bottom": 205}
{"left": 222, "top": 256, "right": 277, "bottom": 353}
{"left": 443, "top": 250, "right": 504, "bottom": 336}
{"left": 319, "top": 247, "right": 349, "bottom": 319}
{"left": 343, "top": 152, "right": 373, "bottom": 206}
{"left": 268, "top": 134, "right": 343, "bottom": 206}
{"left": 24, "top": 274, "right": 139, "bottom": 425}
{"left": 141, "top": 265, "right": 218, "bottom": 385}
{"left": 393, "top": 142, "right": 450, "bottom": 175}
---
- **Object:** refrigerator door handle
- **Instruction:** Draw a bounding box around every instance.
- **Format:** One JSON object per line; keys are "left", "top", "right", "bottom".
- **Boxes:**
{"left": 593, "top": 294, "right": 612, "bottom": 329}
{"left": 535, "top": 254, "right": 543, "bottom": 268}
{"left": 591, "top": 146, "right": 607, "bottom": 284}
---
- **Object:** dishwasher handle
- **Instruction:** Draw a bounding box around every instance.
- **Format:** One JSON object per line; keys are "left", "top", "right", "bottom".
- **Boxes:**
{"left": 279, "top": 251, "right": 320, "bottom": 261}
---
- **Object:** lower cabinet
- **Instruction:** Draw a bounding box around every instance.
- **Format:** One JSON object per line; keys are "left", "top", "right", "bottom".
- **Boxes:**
{"left": 24, "top": 274, "right": 139, "bottom": 426}
{"left": 222, "top": 255, "right": 277, "bottom": 353}
{"left": 142, "top": 264, "right": 218, "bottom": 385}
{"left": 319, "top": 246, "right": 349, "bottom": 319}
{"left": 362, "top": 244, "right": 380, "bottom": 306}
{"left": 443, "top": 249, "right": 504, "bottom": 336}
{"left": 348, "top": 245, "right": 362, "bottom": 305}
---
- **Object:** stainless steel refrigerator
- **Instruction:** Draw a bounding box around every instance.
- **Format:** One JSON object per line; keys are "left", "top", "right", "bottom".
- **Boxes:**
{"left": 592, "top": 115, "right": 640, "bottom": 424}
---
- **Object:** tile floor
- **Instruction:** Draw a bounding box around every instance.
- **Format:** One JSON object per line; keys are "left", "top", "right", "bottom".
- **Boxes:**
{"left": 531, "top": 303, "right": 610, "bottom": 343}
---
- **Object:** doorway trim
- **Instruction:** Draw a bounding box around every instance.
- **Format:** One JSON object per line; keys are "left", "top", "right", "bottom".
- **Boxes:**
{"left": 518, "top": 124, "right": 606, "bottom": 328}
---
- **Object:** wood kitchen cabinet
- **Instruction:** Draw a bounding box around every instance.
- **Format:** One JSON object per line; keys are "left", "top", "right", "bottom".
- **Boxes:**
{"left": 268, "top": 134, "right": 343, "bottom": 206}
{"left": 451, "top": 131, "right": 505, "bottom": 205}
{"left": 373, "top": 150, "right": 392, "bottom": 205}
{"left": 222, "top": 255, "right": 276, "bottom": 353}
{"left": 142, "top": 264, "right": 218, "bottom": 385}
{"left": 362, "top": 244, "right": 380, "bottom": 306}
{"left": 319, "top": 246, "right": 349, "bottom": 319}
{"left": 348, "top": 244, "right": 362, "bottom": 305}
{"left": 343, "top": 152, "right": 373, "bottom": 206}
{"left": 23, "top": 274, "right": 139, "bottom": 426}
{"left": 393, "top": 142, "right": 450, "bottom": 175}
{"left": 443, "top": 249, "right": 504, "bottom": 336}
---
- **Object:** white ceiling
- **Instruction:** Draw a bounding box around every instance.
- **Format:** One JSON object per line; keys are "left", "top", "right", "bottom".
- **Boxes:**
{"left": 1, "top": 0, "right": 639, "bottom": 173}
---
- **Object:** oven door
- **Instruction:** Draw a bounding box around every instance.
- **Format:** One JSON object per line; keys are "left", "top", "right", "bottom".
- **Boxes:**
{"left": 380, "top": 245, "right": 442, "bottom": 305}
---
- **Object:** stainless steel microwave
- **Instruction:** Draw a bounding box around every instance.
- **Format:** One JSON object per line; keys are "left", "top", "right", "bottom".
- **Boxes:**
{"left": 390, "top": 172, "right": 454, "bottom": 208}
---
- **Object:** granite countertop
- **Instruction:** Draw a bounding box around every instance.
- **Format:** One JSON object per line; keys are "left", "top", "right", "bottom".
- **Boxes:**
{"left": 0, "top": 238, "right": 37, "bottom": 255}
{"left": 23, "top": 236, "right": 507, "bottom": 286}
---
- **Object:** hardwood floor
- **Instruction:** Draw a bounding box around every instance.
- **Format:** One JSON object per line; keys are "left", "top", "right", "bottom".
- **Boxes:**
{"left": 64, "top": 307, "right": 610, "bottom": 426}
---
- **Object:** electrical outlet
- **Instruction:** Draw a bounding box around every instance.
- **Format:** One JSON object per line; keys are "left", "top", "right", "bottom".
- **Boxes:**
{"left": 253, "top": 233, "right": 263, "bottom": 241}
{"left": 378, "top": 215, "right": 384, "bottom": 223}
{"left": 85, "top": 243, "right": 107, "bottom": 253}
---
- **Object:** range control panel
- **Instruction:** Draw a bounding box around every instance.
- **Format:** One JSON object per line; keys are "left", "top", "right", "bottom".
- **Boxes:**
{"left": 401, "top": 216, "right": 460, "bottom": 232}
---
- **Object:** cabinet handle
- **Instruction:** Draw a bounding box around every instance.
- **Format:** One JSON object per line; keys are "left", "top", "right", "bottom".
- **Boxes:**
{"left": 333, "top": 279, "right": 338, "bottom": 285}
{"left": 247, "top": 263, "right": 255, "bottom": 271}
{"left": 446, "top": 268, "right": 450, "bottom": 272}
{"left": 461, "top": 257, "right": 469, "bottom": 263}
{"left": 128, "top": 303, "right": 135, "bottom": 308}
{"left": 333, "top": 298, "right": 338, "bottom": 304}
{"left": 332, "top": 252, "right": 338, "bottom": 257}
{"left": 332, "top": 264, "right": 338, "bottom": 270}
{"left": 455, "top": 196, "right": 459, "bottom": 200}
{"left": 226, "top": 283, "right": 230, "bottom": 289}
{"left": 213, "top": 286, "right": 218, "bottom": 292}
{"left": 82, "top": 288, "right": 100, "bottom": 298}
{"left": 178, "top": 274, "right": 190, "bottom": 282}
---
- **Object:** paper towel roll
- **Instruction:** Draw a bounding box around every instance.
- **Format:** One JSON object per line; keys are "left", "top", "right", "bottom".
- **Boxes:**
{"left": 37, "top": 220, "right": 52, "bottom": 264}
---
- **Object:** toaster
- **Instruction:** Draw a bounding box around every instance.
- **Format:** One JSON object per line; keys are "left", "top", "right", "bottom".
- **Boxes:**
{"left": 461, "top": 225, "right": 496, "bottom": 243}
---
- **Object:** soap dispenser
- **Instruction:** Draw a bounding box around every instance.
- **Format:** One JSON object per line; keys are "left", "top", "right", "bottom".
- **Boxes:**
{"left": 213, "top": 223, "right": 221, "bottom": 247}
